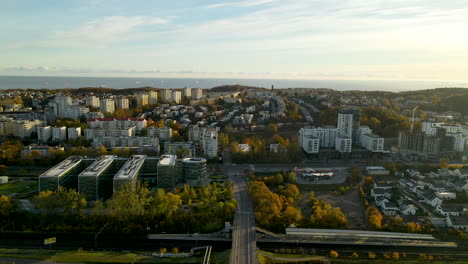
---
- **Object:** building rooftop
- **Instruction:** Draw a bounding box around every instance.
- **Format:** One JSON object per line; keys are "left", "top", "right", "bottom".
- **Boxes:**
{"left": 159, "top": 155, "right": 176, "bottom": 166}
{"left": 114, "top": 155, "right": 146, "bottom": 180}
{"left": 182, "top": 157, "right": 206, "bottom": 164}
{"left": 40, "top": 156, "right": 83, "bottom": 178}
{"left": 79, "top": 155, "right": 116, "bottom": 178}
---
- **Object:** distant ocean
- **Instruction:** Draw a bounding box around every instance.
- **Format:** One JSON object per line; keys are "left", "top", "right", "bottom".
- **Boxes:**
{"left": 1, "top": 76, "right": 468, "bottom": 92}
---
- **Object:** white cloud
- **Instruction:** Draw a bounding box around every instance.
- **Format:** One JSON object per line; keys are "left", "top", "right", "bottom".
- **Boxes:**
{"left": 205, "top": 0, "right": 276, "bottom": 9}
{"left": 44, "top": 16, "right": 168, "bottom": 47}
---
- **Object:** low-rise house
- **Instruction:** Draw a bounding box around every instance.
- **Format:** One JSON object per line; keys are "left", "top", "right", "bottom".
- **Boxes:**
{"left": 400, "top": 205, "right": 417, "bottom": 216}
{"left": 382, "top": 202, "right": 399, "bottom": 216}
{"left": 371, "top": 187, "right": 391, "bottom": 199}
{"left": 423, "top": 192, "right": 443, "bottom": 207}
{"left": 435, "top": 192, "right": 457, "bottom": 200}
{"left": 375, "top": 196, "right": 390, "bottom": 207}
{"left": 446, "top": 215, "right": 468, "bottom": 230}
{"left": 436, "top": 205, "right": 463, "bottom": 216}
{"left": 373, "top": 182, "right": 393, "bottom": 190}
{"left": 451, "top": 180, "right": 468, "bottom": 191}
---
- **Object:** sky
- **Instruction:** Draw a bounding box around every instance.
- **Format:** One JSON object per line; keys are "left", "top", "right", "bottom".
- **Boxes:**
{"left": 1, "top": 0, "right": 468, "bottom": 80}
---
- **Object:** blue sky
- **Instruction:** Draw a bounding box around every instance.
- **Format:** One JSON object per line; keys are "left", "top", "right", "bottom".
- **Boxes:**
{"left": 1, "top": 0, "right": 468, "bottom": 80}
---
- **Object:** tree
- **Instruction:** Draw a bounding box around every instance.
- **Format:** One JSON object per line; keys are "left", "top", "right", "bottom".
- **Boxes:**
{"left": 219, "top": 133, "right": 230, "bottom": 150}
{"left": 0, "top": 195, "right": 13, "bottom": 219}
{"left": 392, "top": 252, "right": 400, "bottom": 260}
{"left": 368, "top": 252, "right": 376, "bottom": 259}
{"left": 176, "top": 147, "right": 191, "bottom": 159}
{"left": 329, "top": 250, "right": 339, "bottom": 259}
{"left": 107, "top": 182, "right": 152, "bottom": 222}
{"left": 351, "top": 252, "right": 359, "bottom": 259}
{"left": 265, "top": 123, "right": 278, "bottom": 136}
{"left": 172, "top": 248, "right": 179, "bottom": 253}
{"left": 0, "top": 165, "right": 7, "bottom": 175}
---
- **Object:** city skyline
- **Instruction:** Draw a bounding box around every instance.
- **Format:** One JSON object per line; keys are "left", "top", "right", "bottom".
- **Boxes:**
{"left": 1, "top": 0, "right": 468, "bottom": 81}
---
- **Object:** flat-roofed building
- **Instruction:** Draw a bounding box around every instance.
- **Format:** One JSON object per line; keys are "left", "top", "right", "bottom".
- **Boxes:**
{"left": 147, "top": 126, "right": 172, "bottom": 141}
{"left": 192, "top": 88, "right": 203, "bottom": 100}
{"left": 37, "top": 126, "right": 52, "bottom": 142}
{"left": 157, "top": 155, "right": 176, "bottom": 188}
{"left": 52, "top": 126, "right": 67, "bottom": 142}
{"left": 161, "top": 89, "right": 172, "bottom": 102}
{"left": 79, "top": 155, "right": 118, "bottom": 200}
{"left": 39, "top": 156, "right": 85, "bottom": 192}
{"left": 113, "top": 155, "right": 146, "bottom": 191}
{"left": 115, "top": 97, "right": 129, "bottom": 109}
{"left": 182, "top": 157, "right": 207, "bottom": 185}
{"left": 68, "top": 127, "right": 81, "bottom": 140}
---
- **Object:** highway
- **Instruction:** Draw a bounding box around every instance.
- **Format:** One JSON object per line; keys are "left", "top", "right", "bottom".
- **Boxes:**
{"left": 229, "top": 169, "right": 257, "bottom": 264}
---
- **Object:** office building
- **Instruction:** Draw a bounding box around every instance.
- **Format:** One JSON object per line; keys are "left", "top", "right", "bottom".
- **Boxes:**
{"left": 79, "top": 155, "right": 118, "bottom": 200}
{"left": 39, "top": 156, "right": 85, "bottom": 192}
{"left": 182, "top": 158, "right": 207, "bottom": 185}
{"left": 113, "top": 155, "right": 146, "bottom": 191}
{"left": 157, "top": 155, "right": 176, "bottom": 188}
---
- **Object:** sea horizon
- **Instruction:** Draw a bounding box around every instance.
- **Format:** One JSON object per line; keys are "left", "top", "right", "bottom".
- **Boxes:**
{"left": 1, "top": 75, "right": 468, "bottom": 92}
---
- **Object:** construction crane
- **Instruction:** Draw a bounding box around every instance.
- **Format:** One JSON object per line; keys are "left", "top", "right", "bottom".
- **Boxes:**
{"left": 410, "top": 106, "right": 419, "bottom": 133}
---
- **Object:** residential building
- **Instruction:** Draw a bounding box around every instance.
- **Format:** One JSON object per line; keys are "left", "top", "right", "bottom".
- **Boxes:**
{"left": 67, "top": 127, "right": 81, "bottom": 140}
{"left": 164, "top": 142, "right": 195, "bottom": 157}
{"left": 161, "top": 89, "right": 172, "bottom": 102}
{"left": 446, "top": 215, "right": 468, "bottom": 230}
{"left": 37, "top": 126, "right": 52, "bottom": 142}
{"left": 172, "top": 90, "right": 181, "bottom": 104}
{"left": 84, "top": 127, "right": 135, "bottom": 140}
{"left": 335, "top": 135, "right": 352, "bottom": 153}
{"left": 86, "top": 96, "right": 100, "bottom": 108}
{"left": 182, "top": 87, "right": 191, "bottom": 98}
{"left": 87, "top": 118, "right": 147, "bottom": 131}
{"left": 203, "top": 131, "right": 218, "bottom": 158}
{"left": 148, "top": 91, "right": 158, "bottom": 105}
{"left": 192, "top": 88, "right": 203, "bottom": 100}
{"left": 21, "top": 144, "right": 64, "bottom": 158}
{"left": 300, "top": 134, "right": 319, "bottom": 154}
{"left": 137, "top": 94, "right": 149, "bottom": 106}
{"left": 52, "top": 126, "right": 67, "bottom": 142}
{"left": 100, "top": 98, "right": 115, "bottom": 113}
{"left": 115, "top": 97, "right": 129, "bottom": 109}
{"left": 147, "top": 126, "right": 172, "bottom": 141}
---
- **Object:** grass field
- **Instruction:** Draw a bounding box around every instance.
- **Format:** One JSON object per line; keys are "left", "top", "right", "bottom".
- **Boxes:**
{"left": 0, "top": 180, "right": 38, "bottom": 196}
{"left": 0, "top": 248, "right": 230, "bottom": 263}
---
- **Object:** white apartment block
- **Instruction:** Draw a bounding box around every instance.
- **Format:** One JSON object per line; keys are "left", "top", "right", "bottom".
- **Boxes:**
{"left": 92, "top": 136, "right": 159, "bottom": 149}
{"left": 137, "top": 94, "right": 149, "bottom": 106}
{"left": 161, "top": 89, "right": 172, "bottom": 102}
{"left": 86, "top": 96, "right": 100, "bottom": 108}
{"left": 100, "top": 99, "right": 115, "bottom": 113}
{"left": 147, "top": 126, "right": 172, "bottom": 141}
{"left": 0, "top": 119, "right": 43, "bottom": 139}
{"left": 422, "top": 122, "right": 464, "bottom": 136}
{"left": 337, "top": 112, "right": 353, "bottom": 138}
{"left": 148, "top": 91, "right": 158, "bottom": 105}
{"left": 301, "top": 134, "right": 320, "bottom": 154}
{"left": 356, "top": 126, "right": 372, "bottom": 145}
{"left": 52, "top": 126, "right": 67, "bottom": 142}
{"left": 360, "top": 133, "right": 384, "bottom": 152}
{"left": 37, "top": 126, "right": 52, "bottom": 142}
{"left": 203, "top": 131, "right": 218, "bottom": 158}
{"left": 115, "top": 97, "right": 130, "bottom": 109}
{"left": 335, "top": 135, "right": 352, "bottom": 153}
{"left": 182, "top": 87, "right": 191, "bottom": 98}
{"left": 52, "top": 96, "right": 73, "bottom": 117}
{"left": 67, "top": 127, "right": 81, "bottom": 140}
{"left": 299, "top": 126, "right": 337, "bottom": 148}
{"left": 172, "top": 90, "right": 182, "bottom": 104}
{"left": 87, "top": 118, "right": 147, "bottom": 131}
{"left": 192, "top": 88, "right": 203, "bottom": 100}
{"left": 84, "top": 127, "right": 136, "bottom": 140}
{"left": 448, "top": 133, "right": 466, "bottom": 152}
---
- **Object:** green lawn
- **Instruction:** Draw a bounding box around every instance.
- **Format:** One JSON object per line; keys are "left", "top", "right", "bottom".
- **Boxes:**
{"left": 0, "top": 180, "right": 38, "bottom": 196}
{"left": 0, "top": 248, "right": 231, "bottom": 264}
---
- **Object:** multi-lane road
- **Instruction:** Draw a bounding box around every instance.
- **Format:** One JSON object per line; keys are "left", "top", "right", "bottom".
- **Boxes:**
{"left": 228, "top": 168, "right": 257, "bottom": 264}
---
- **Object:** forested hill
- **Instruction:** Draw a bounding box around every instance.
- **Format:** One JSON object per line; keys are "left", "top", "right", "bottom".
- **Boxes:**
{"left": 394, "top": 88, "right": 468, "bottom": 115}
